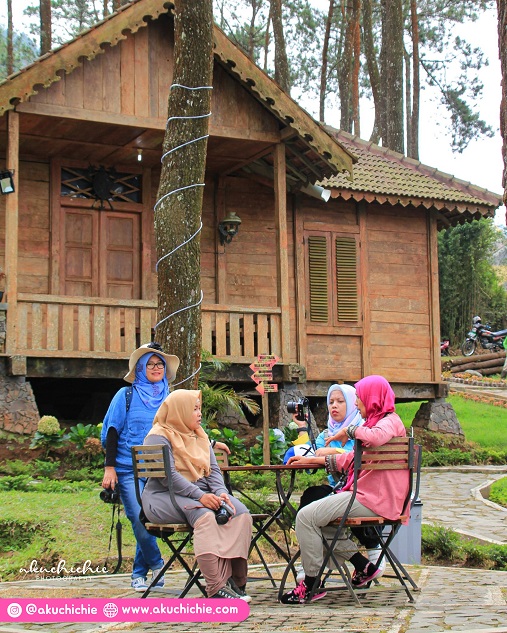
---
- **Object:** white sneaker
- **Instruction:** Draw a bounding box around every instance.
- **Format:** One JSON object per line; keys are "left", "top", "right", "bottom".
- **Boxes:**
{"left": 367, "top": 547, "right": 386, "bottom": 576}
{"left": 151, "top": 566, "right": 165, "bottom": 591}
{"left": 131, "top": 576, "right": 148, "bottom": 592}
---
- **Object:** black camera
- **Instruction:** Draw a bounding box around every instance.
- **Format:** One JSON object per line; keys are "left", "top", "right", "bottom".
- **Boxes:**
{"left": 100, "top": 487, "right": 120, "bottom": 504}
{"left": 287, "top": 398, "right": 308, "bottom": 422}
{"left": 215, "top": 501, "right": 234, "bottom": 525}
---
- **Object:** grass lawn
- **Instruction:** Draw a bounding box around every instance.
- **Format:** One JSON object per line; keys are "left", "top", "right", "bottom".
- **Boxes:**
{"left": 396, "top": 393, "right": 507, "bottom": 450}
{"left": 0, "top": 490, "right": 136, "bottom": 581}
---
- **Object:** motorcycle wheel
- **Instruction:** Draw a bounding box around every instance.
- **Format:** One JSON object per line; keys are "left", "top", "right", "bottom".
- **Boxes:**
{"left": 461, "top": 339, "right": 476, "bottom": 356}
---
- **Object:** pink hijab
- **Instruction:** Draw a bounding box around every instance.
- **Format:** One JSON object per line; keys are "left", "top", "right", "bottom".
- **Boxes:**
{"left": 354, "top": 375, "right": 395, "bottom": 428}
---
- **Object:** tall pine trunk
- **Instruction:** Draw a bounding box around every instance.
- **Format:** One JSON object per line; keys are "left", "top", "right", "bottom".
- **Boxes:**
{"left": 319, "top": 0, "right": 334, "bottom": 122}
{"left": 271, "top": 0, "right": 291, "bottom": 93}
{"left": 409, "top": 0, "right": 420, "bottom": 159}
{"left": 380, "top": 0, "right": 404, "bottom": 153}
{"left": 155, "top": 0, "right": 213, "bottom": 389}
{"left": 6, "top": 0, "right": 13, "bottom": 76}
{"left": 40, "top": 0, "right": 52, "bottom": 55}
{"left": 362, "top": 0, "right": 383, "bottom": 143}
{"left": 497, "top": 0, "right": 507, "bottom": 220}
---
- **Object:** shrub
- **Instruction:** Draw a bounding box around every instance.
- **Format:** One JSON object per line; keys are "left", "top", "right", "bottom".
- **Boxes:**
{"left": 68, "top": 423, "right": 101, "bottom": 450}
{"left": 30, "top": 416, "right": 68, "bottom": 453}
{"left": 204, "top": 424, "right": 249, "bottom": 465}
{"left": 489, "top": 477, "right": 507, "bottom": 507}
{"left": 0, "top": 475, "right": 32, "bottom": 491}
{"left": 249, "top": 429, "right": 288, "bottom": 465}
{"left": 0, "top": 460, "right": 32, "bottom": 476}
{"left": 33, "top": 460, "right": 60, "bottom": 479}
{"left": 0, "top": 519, "right": 48, "bottom": 552}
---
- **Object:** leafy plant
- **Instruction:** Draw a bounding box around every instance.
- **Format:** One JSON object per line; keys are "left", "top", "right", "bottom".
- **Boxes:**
{"left": 0, "top": 475, "right": 32, "bottom": 491}
{"left": 68, "top": 423, "right": 101, "bottom": 450}
{"left": 203, "top": 423, "right": 249, "bottom": 465}
{"left": 29, "top": 416, "right": 68, "bottom": 454}
{"left": 33, "top": 460, "right": 60, "bottom": 479}
{"left": 0, "top": 460, "right": 32, "bottom": 476}
{"left": 249, "top": 429, "right": 288, "bottom": 465}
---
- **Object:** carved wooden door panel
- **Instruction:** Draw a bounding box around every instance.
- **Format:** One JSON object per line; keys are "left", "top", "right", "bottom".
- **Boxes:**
{"left": 61, "top": 207, "right": 140, "bottom": 299}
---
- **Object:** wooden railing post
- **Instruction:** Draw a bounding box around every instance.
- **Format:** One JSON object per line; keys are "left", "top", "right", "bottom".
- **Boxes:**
{"left": 5, "top": 110, "right": 19, "bottom": 355}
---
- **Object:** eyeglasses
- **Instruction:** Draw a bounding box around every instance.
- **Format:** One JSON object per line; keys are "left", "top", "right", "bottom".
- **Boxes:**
{"left": 146, "top": 362, "right": 165, "bottom": 370}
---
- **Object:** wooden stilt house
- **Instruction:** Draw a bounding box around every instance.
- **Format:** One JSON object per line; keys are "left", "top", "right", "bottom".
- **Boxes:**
{"left": 0, "top": 0, "right": 501, "bottom": 433}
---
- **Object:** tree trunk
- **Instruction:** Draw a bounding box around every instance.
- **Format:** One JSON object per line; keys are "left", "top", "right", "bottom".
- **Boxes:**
{"left": 337, "top": 0, "right": 360, "bottom": 133}
{"left": 271, "top": 0, "right": 291, "bottom": 93}
{"left": 40, "top": 0, "right": 52, "bottom": 55}
{"left": 362, "top": 0, "right": 384, "bottom": 141}
{"left": 497, "top": 0, "right": 507, "bottom": 220}
{"left": 319, "top": 0, "right": 334, "bottom": 123}
{"left": 404, "top": 48, "right": 412, "bottom": 156}
{"left": 352, "top": 3, "right": 361, "bottom": 136}
{"left": 6, "top": 0, "right": 13, "bottom": 76}
{"left": 410, "top": 0, "right": 420, "bottom": 159}
{"left": 380, "top": 0, "right": 404, "bottom": 153}
{"left": 155, "top": 0, "right": 213, "bottom": 389}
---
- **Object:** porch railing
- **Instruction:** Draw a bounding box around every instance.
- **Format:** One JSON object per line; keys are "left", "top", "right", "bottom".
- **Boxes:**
{"left": 14, "top": 294, "right": 282, "bottom": 362}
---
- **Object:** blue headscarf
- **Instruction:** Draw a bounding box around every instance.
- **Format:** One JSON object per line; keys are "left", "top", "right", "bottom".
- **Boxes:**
{"left": 132, "top": 353, "right": 169, "bottom": 409}
{"left": 326, "top": 383, "right": 363, "bottom": 436}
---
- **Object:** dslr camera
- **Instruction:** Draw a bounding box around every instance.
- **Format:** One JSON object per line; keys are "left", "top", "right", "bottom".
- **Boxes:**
{"left": 287, "top": 397, "right": 309, "bottom": 422}
{"left": 100, "top": 487, "right": 120, "bottom": 504}
{"left": 215, "top": 500, "right": 234, "bottom": 525}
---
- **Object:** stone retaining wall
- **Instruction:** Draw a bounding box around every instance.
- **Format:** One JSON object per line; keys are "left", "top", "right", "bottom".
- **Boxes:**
{"left": 0, "top": 375, "right": 40, "bottom": 435}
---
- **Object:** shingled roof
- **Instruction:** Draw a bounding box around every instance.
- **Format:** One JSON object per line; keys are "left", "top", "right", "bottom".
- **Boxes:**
{"left": 323, "top": 129, "right": 502, "bottom": 227}
{"left": 0, "top": 0, "right": 354, "bottom": 182}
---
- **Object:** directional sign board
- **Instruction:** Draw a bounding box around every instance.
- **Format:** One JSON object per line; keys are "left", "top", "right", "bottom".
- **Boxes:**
{"left": 250, "top": 355, "right": 279, "bottom": 395}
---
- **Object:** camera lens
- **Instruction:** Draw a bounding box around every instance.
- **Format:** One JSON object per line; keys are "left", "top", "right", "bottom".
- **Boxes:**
{"left": 287, "top": 401, "right": 298, "bottom": 414}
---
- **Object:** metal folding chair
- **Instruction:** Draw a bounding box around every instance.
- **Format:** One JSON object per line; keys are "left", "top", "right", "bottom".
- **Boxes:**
{"left": 131, "top": 443, "right": 206, "bottom": 598}
{"left": 278, "top": 436, "right": 422, "bottom": 605}
{"left": 214, "top": 448, "right": 294, "bottom": 588}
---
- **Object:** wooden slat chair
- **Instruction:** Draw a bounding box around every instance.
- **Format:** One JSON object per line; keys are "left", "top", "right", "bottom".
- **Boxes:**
{"left": 131, "top": 444, "right": 206, "bottom": 599}
{"left": 214, "top": 447, "right": 292, "bottom": 588}
{"left": 277, "top": 436, "right": 422, "bottom": 606}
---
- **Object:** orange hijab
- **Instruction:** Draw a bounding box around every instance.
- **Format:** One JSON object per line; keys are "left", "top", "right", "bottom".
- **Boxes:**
{"left": 147, "top": 389, "right": 211, "bottom": 482}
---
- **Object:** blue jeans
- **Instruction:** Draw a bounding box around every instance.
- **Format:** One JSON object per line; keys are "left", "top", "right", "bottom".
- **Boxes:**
{"left": 116, "top": 470, "right": 164, "bottom": 579}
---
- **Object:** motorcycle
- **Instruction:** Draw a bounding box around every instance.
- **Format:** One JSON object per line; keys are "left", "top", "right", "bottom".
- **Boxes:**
{"left": 461, "top": 316, "right": 507, "bottom": 356}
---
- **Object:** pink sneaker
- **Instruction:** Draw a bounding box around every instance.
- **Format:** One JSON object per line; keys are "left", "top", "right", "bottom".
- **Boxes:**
{"left": 280, "top": 580, "right": 327, "bottom": 604}
{"left": 352, "top": 563, "right": 382, "bottom": 589}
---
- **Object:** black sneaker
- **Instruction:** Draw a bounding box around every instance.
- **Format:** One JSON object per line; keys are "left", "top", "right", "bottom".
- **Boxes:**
{"left": 227, "top": 578, "right": 252, "bottom": 603}
{"left": 351, "top": 562, "right": 382, "bottom": 588}
{"left": 210, "top": 586, "right": 243, "bottom": 599}
{"left": 280, "top": 580, "right": 327, "bottom": 604}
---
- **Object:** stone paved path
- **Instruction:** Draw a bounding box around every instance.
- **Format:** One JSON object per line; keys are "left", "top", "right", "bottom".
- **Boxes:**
{"left": 1, "top": 467, "right": 507, "bottom": 633}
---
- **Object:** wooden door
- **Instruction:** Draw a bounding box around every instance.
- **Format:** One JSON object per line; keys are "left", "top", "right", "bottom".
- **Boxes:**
{"left": 61, "top": 207, "right": 140, "bottom": 299}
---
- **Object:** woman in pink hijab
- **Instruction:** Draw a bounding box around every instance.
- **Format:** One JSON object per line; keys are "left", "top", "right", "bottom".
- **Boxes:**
{"left": 280, "top": 375, "right": 408, "bottom": 605}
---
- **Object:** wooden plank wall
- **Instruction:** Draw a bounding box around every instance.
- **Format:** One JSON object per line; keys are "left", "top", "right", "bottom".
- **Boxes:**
{"left": 366, "top": 205, "right": 432, "bottom": 382}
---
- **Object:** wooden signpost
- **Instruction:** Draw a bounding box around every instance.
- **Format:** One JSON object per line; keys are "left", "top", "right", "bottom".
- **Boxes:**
{"left": 250, "top": 354, "right": 279, "bottom": 464}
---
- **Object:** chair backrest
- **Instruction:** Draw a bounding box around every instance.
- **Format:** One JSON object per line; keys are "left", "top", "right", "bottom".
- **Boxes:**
{"left": 213, "top": 447, "right": 229, "bottom": 469}
{"left": 131, "top": 443, "right": 170, "bottom": 507}
{"left": 352, "top": 436, "right": 418, "bottom": 518}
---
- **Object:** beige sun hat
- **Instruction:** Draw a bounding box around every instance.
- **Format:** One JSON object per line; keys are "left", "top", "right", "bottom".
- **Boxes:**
{"left": 124, "top": 343, "right": 180, "bottom": 384}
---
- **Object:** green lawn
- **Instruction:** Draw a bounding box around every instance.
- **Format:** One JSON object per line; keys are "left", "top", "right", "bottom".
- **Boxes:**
{"left": 0, "top": 489, "right": 136, "bottom": 581}
{"left": 396, "top": 394, "right": 507, "bottom": 449}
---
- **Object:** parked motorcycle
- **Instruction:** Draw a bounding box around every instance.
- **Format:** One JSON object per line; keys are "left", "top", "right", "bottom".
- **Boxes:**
{"left": 461, "top": 316, "right": 507, "bottom": 356}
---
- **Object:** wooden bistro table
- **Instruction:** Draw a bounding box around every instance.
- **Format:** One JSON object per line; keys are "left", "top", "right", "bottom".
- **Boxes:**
{"left": 220, "top": 462, "right": 324, "bottom": 587}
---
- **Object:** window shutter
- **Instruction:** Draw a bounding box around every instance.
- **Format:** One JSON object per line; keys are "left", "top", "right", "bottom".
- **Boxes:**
{"left": 335, "top": 237, "right": 358, "bottom": 321}
{"left": 308, "top": 235, "right": 328, "bottom": 322}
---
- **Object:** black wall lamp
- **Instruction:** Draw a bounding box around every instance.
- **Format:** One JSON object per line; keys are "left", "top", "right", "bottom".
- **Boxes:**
{"left": 0, "top": 170, "right": 15, "bottom": 194}
{"left": 218, "top": 211, "right": 242, "bottom": 245}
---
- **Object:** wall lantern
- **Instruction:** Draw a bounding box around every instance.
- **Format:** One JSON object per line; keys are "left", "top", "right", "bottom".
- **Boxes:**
{"left": 218, "top": 211, "right": 242, "bottom": 245}
{"left": 0, "top": 170, "right": 15, "bottom": 194}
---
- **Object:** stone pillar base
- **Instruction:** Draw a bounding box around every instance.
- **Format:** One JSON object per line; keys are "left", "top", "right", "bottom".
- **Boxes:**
{"left": 412, "top": 398, "right": 464, "bottom": 436}
{"left": 0, "top": 376, "right": 40, "bottom": 435}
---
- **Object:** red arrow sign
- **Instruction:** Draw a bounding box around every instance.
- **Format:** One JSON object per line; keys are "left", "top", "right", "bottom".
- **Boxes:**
{"left": 251, "top": 371, "right": 273, "bottom": 384}
{"left": 255, "top": 383, "right": 265, "bottom": 395}
{"left": 262, "top": 383, "right": 278, "bottom": 392}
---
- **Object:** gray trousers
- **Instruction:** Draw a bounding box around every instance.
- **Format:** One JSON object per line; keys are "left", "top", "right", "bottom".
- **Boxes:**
{"left": 295, "top": 491, "right": 377, "bottom": 577}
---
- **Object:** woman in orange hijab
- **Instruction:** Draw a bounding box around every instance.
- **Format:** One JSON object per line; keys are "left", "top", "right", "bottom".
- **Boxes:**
{"left": 142, "top": 389, "right": 252, "bottom": 601}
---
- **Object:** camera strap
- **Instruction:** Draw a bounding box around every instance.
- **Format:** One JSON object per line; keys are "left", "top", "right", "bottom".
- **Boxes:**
{"left": 105, "top": 503, "right": 123, "bottom": 574}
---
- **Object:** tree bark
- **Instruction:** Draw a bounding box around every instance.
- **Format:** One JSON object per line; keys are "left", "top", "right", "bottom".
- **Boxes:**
{"left": 155, "top": 0, "right": 213, "bottom": 389}
{"left": 6, "top": 0, "right": 13, "bottom": 76}
{"left": 319, "top": 0, "right": 334, "bottom": 123}
{"left": 497, "top": 0, "right": 507, "bottom": 220}
{"left": 362, "top": 0, "right": 383, "bottom": 141}
{"left": 410, "top": 0, "right": 420, "bottom": 159}
{"left": 352, "top": 3, "right": 361, "bottom": 136}
{"left": 337, "top": 0, "right": 361, "bottom": 133}
{"left": 271, "top": 0, "right": 291, "bottom": 93}
{"left": 380, "top": 0, "right": 404, "bottom": 153}
{"left": 40, "top": 0, "right": 52, "bottom": 55}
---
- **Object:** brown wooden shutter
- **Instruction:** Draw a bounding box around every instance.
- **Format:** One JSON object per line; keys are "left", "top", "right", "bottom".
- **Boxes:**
{"left": 335, "top": 236, "right": 358, "bottom": 321}
{"left": 308, "top": 235, "right": 328, "bottom": 322}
